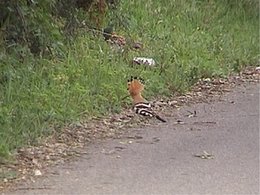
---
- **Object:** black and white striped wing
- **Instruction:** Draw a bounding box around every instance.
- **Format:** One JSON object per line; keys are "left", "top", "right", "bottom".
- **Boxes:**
{"left": 133, "top": 102, "right": 153, "bottom": 117}
{"left": 133, "top": 102, "right": 167, "bottom": 122}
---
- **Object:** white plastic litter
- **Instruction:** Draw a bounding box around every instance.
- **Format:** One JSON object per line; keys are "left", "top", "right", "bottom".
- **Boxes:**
{"left": 133, "top": 57, "right": 156, "bottom": 66}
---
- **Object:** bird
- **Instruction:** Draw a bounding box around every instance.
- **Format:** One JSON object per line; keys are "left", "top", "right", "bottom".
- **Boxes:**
{"left": 127, "top": 76, "right": 166, "bottom": 122}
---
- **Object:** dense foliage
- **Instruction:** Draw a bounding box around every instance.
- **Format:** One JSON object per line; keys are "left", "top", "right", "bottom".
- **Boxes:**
{"left": 0, "top": 0, "right": 114, "bottom": 58}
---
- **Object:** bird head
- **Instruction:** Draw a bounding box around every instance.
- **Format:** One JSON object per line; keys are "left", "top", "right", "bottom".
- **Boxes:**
{"left": 127, "top": 76, "right": 145, "bottom": 97}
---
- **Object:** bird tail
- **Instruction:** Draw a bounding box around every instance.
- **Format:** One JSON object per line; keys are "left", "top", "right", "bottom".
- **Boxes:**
{"left": 155, "top": 115, "right": 167, "bottom": 122}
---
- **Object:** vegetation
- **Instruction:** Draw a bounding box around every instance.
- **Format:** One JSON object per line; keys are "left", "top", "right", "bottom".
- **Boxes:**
{"left": 0, "top": 0, "right": 259, "bottom": 158}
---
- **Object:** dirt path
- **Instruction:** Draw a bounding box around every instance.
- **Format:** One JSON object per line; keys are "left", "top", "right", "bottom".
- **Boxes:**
{"left": 4, "top": 83, "right": 259, "bottom": 195}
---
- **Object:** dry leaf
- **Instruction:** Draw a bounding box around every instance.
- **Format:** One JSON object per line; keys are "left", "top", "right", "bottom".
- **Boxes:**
{"left": 194, "top": 151, "right": 214, "bottom": 159}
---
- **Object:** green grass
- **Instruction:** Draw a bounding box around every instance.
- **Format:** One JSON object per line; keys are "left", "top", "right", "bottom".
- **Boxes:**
{"left": 0, "top": 0, "right": 259, "bottom": 157}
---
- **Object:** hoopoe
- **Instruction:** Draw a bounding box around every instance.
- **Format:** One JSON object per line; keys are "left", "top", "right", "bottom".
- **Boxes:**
{"left": 127, "top": 76, "right": 166, "bottom": 122}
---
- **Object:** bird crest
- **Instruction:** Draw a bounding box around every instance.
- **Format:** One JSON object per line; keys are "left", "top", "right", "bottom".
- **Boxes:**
{"left": 127, "top": 76, "right": 145, "bottom": 97}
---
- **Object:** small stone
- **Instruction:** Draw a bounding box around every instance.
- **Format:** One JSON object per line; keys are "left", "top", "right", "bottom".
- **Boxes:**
{"left": 34, "top": 169, "right": 42, "bottom": 176}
